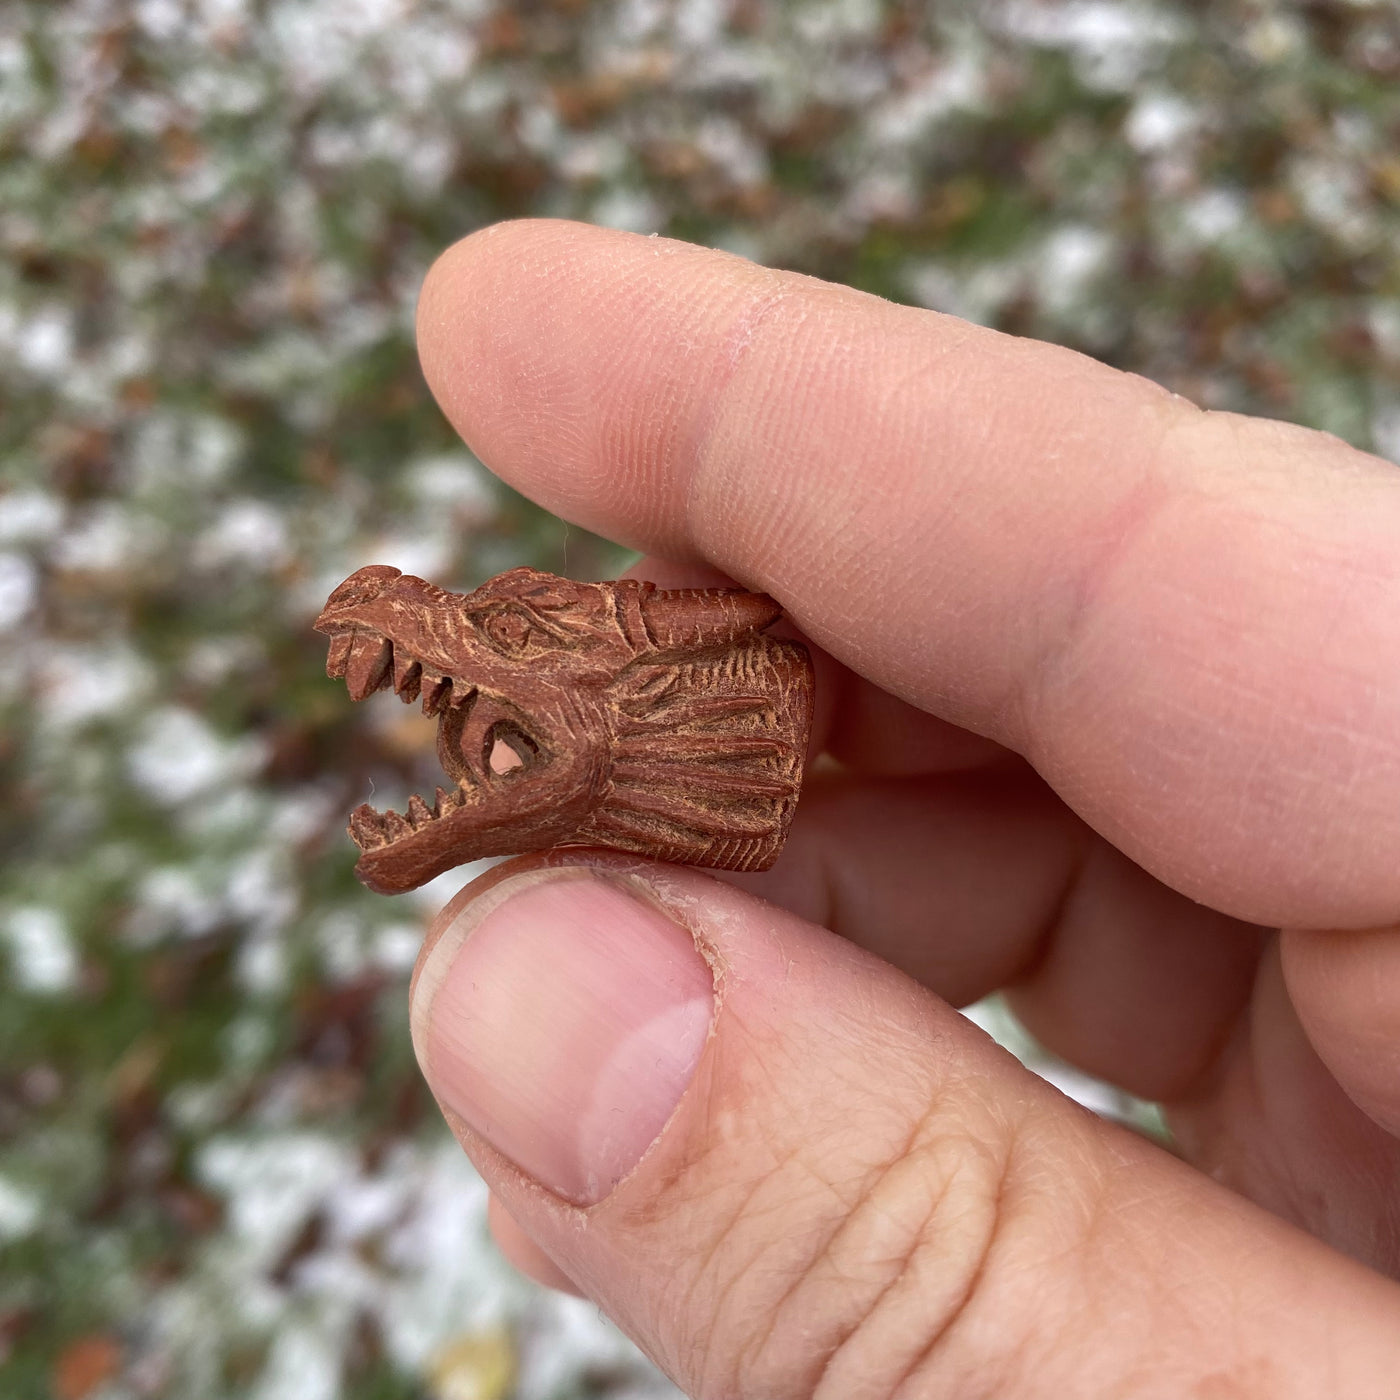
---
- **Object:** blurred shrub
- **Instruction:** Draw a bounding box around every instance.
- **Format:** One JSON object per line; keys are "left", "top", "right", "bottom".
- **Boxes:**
{"left": 1, "top": 1, "right": 1397, "bottom": 1396}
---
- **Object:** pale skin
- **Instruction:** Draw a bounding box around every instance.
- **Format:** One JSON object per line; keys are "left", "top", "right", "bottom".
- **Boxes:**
{"left": 408, "top": 219, "right": 1400, "bottom": 1397}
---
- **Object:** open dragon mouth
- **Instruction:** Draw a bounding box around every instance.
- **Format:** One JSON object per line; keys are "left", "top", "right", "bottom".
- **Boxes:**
{"left": 324, "top": 625, "right": 550, "bottom": 879}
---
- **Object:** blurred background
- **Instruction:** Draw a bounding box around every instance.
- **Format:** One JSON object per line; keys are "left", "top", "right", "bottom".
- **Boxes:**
{"left": 2, "top": 1, "right": 1398, "bottom": 1396}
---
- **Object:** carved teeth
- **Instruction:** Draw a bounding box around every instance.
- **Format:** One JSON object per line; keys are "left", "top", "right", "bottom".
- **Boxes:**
{"left": 353, "top": 793, "right": 457, "bottom": 849}
{"left": 393, "top": 653, "right": 422, "bottom": 703}
{"left": 345, "top": 632, "right": 393, "bottom": 701}
{"left": 349, "top": 805, "right": 387, "bottom": 850}
{"left": 421, "top": 675, "right": 451, "bottom": 716}
{"left": 326, "top": 632, "right": 353, "bottom": 680}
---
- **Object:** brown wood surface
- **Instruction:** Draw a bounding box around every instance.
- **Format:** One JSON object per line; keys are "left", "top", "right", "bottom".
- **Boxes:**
{"left": 314, "top": 566, "right": 814, "bottom": 894}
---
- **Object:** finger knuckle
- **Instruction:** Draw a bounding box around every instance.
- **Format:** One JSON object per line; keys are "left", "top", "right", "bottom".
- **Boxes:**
{"left": 689, "top": 1086, "right": 1029, "bottom": 1400}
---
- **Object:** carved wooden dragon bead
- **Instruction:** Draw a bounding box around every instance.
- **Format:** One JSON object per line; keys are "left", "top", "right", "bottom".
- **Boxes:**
{"left": 314, "top": 565, "right": 814, "bottom": 893}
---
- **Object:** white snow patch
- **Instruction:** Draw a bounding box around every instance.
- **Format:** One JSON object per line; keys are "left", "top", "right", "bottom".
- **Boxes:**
{"left": 253, "top": 1320, "right": 343, "bottom": 1400}
{"left": 0, "top": 490, "right": 64, "bottom": 546}
{"left": 236, "top": 934, "right": 289, "bottom": 996}
{"left": 1291, "top": 154, "right": 1376, "bottom": 250}
{"left": 129, "top": 865, "right": 225, "bottom": 943}
{"left": 405, "top": 454, "right": 497, "bottom": 522}
{"left": 2, "top": 906, "right": 79, "bottom": 994}
{"left": 1036, "top": 224, "right": 1114, "bottom": 312}
{"left": 227, "top": 849, "right": 296, "bottom": 930}
{"left": 50, "top": 502, "right": 150, "bottom": 574}
{"left": 1000, "top": 0, "right": 1183, "bottom": 90}
{"left": 1180, "top": 186, "right": 1248, "bottom": 245}
{"left": 0, "top": 1174, "right": 42, "bottom": 1242}
{"left": 906, "top": 260, "right": 1023, "bottom": 327}
{"left": 198, "top": 1131, "right": 359, "bottom": 1266}
{"left": 127, "top": 706, "right": 265, "bottom": 805}
{"left": 359, "top": 530, "right": 456, "bottom": 585}
{"left": 195, "top": 498, "right": 291, "bottom": 571}
{"left": 377, "top": 1145, "right": 507, "bottom": 1367}
{"left": 869, "top": 53, "right": 985, "bottom": 146}
{"left": 1242, "top": 14, "right": 1305, "bottom": 65}
{"left": 371, "top": 921, "right": 423, "bottom": 975}
{"left": 1125, "top": 90, "right": 1197, "bottom": 152}
{"left": 0, "top": 552, "right": 37, "bottom": 630}
{"left": 15, "top": 306, "right": 73, "bottom": 377}
{"left": 135, "top": 0, "right": 184, "bottom": 41}
{"left": 591, "top": 188, "right": 664, "bottom": 234}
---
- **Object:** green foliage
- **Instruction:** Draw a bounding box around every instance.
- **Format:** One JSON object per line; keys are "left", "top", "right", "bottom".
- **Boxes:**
{"left": 1, "top": 0, "right": 1397, "bottom": 1395}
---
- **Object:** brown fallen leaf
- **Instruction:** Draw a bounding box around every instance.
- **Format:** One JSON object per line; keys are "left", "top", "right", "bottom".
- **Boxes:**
{"left": 53, "top": 1333, "right": 123, "bottom": 1400}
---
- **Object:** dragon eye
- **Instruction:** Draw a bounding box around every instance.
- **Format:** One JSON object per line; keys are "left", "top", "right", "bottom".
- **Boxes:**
{"left": 481, "top": 608, "right": 535, "bottom": 652}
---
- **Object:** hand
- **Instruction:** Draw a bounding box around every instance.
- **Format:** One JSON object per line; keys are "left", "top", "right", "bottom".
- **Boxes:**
{"left": 407, "top": 220, "right": 1400, "bottom": 1397}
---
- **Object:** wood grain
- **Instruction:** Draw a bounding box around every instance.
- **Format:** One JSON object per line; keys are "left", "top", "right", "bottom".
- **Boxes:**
{"left": 314, "top": 566, "right": 814, "bottom": 894}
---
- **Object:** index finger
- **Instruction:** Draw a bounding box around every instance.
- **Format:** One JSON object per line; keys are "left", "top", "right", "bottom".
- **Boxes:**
{"left": 416, "top": 219, "right": 1400, "bottom": 928}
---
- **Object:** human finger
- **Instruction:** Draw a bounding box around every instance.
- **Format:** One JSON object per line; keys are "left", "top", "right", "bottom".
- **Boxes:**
{"left": 754, "top": 767, "right": 1263, "bottom": 1103}
{"left": 487, "top": 1194, "right": 581, "bottom": 1296}
{"left": 417, "top": 220, "right": 1400, "bottom": 928}
{"left": 409, "top": 856, "right": 1400, "bottom": 1399}
{"left": 1280, "top": 925, "right": 1400, "bottom": 1137}
{"left": 623, "top": 554, "right": 1008, "bottom": 775}
{"left": 1170, "top": 940, "right": 1400, "bottom": 1273}
{"left": 619, "top": 556, "right": 1377, "bottom": 1260}
{"left": 626, "top": 558, "right": 1263, "bottom": 1102}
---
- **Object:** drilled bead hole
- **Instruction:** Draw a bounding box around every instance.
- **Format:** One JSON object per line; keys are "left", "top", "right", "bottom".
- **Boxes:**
{"left": 483, "top": 721, "right": 537, "bottom": 777}
{"left": 489, "top": 737, "right": 525, "bottom": 775}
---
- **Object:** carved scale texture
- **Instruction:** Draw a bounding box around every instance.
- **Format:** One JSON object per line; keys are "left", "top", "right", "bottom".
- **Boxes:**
{"left": 577, "top": 637, "right": 811, "bottom": 872}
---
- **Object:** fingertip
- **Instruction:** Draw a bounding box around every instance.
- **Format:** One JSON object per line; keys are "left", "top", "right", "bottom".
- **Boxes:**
{"left": 1281, "top": 924, "right": 1400, "bottom": 1136}
{"left": 488, "top": 1194, "right": 584, "bottom": 1296}
{"left": 416, "top": 219, "right": 582, "bottom": 438}
{"left": 412, "top": 219, "right": 778, "bottom": 557}
{"left": 411, "top": 864, "right": 715, "bottom": 1207}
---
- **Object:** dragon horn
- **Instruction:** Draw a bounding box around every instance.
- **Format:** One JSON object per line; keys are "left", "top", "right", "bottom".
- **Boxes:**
{"left": 639, "top": 586, "right": 783, "bottom": 651}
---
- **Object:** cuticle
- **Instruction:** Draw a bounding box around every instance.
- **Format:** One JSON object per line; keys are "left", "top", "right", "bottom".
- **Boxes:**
{"left": 586, "top": 866, "right": 728, "bottom": 1003}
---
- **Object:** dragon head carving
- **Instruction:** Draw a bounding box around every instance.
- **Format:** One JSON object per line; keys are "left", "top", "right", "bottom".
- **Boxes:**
{"left": 314, "top": 565, "right": 813, "bottom": 893}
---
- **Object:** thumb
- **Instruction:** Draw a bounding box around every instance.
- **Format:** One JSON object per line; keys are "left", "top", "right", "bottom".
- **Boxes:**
{"left": 409, "top": 857, "right": 1400, "bottom": 1399}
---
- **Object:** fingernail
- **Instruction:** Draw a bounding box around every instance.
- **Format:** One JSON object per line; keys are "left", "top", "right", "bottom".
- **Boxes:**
{"left": 410, "top": 869, "right": 715, "bottom": 1205}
